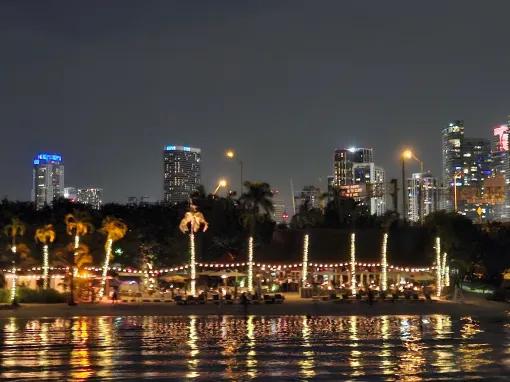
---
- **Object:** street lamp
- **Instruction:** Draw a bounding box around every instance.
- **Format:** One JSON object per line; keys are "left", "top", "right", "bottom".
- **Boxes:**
{"left": 225, "top": 149, "right": 244, "bottom": 194}
{"left": 213, "top": 179, "right": 228, "bottom": 196}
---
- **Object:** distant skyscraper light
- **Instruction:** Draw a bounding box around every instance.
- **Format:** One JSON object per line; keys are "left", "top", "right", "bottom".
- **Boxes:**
{"left": 32, "top": 152, "right": 64, "bottom": 209}
{"left": 163, "top": 145, "right": 201, "bottom": 204}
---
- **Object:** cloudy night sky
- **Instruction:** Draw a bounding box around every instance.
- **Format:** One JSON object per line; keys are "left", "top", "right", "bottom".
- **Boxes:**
{"left": 2, "top": 1, "right": 510, "bottom": 207}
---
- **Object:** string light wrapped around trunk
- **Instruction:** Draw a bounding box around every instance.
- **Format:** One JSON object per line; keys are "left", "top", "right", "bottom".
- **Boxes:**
{"left": 435, "top": 237, "right": 442, "bottom": 297}
{"left": 10, "top": 245, "right": 17, "bottom": 303}
{"left": 42, "top": 245, "right": 49, "bottom": 289}
{"left": 350, "top": 233, "right": 356, "bottom": 296}
{"left": 302, "top": 234, "right": 309, "bottom": 287}
{"left": 381, "top": 233, "right": 388, "bottom": 291}
{"left": 248, "top": 236, "right": 254, "bottom": 293}
{"left": 190, "top": 232, "right": 196, "bottom": 296}
{"left": 98, "top": 238, "right": 113, "bottom": 299}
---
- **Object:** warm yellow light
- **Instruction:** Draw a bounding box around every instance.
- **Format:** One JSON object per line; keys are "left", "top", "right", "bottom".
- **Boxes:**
{"left": 402, "top": 149, "right": 413, "bottom": 159}
{"left": 225, "top": 150, "right": 235, "bottom": 159}
{"left": 219, "top": 179, "right": 227, "bottom": 188}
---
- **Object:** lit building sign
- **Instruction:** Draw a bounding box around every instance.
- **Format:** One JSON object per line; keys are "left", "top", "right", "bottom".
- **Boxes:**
{"left": 33, "top": 153, "right": 62, "bottom": 164}
{"left": 339, "top": 184, "right": 366, "bottom": 198}
{"left": 494, "top": 125, "right": 509, "bottom": 151}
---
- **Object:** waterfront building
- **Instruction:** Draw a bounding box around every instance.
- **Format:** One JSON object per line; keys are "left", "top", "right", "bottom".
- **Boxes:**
{"left": 32, "top": 153, "right": 64, "bottom": 209}
{"left": 163, "top": 145, "right": 201, "bottom": 204}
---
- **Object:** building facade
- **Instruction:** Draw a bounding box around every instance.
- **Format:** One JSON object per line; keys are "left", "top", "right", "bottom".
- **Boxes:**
{"left": 491, "top": 124, "right": 510, "bottom": 220}
{"left": 407, "top": 172, "right": 440, "bottom": 222}
{"left": 332, "top": 147, "right": 385, "bottom": 216}
{"left": 294, "top": 185, "right": 322, "bottom": 210}
{"left": 65, "top": 187, "right": 104, "bottom": 209}
{"left": 32, "top": 153, "right": 64, "bottom": 209}
{"left": 163, "top": 145, "right": 201, "bottom": 204}
{"left": 441, "top": 121, "right": 464, "bottom": 211}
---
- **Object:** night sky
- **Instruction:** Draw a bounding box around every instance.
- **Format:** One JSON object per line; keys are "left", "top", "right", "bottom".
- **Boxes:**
{"left": 2, "top": 1, "right": 510, "bottom": 209}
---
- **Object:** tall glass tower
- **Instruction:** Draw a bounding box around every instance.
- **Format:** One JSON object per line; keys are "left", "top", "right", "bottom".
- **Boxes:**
{"left": 32, "top": 153, "right": 64, "bottom": 209}
{"left": 163, "top": 145, "right": 201, "bottom": 204}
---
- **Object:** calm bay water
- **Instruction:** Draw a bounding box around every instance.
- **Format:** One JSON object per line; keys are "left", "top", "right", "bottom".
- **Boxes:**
{"left": 0, "top": 315, "right": 509, "bottom": 381}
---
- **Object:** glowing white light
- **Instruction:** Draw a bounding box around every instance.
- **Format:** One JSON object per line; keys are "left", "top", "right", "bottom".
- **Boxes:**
{"left": 441, "top": 252, "right": 447, "bottom": 288}
{"left": 381, "top": 233, "right": 388, "bottom": 291}
{"left": 435, "top": 237, "right": 441, "bottom": 297}
{"left": 248, "top": 236, "right": 254, "bottom": 293}
{"left": 350, "top": 233, "right": 356, "bottom": 296}
{"left": 43, "top": 245, "right": 49, "bottom": 289}
{"left": 73, "top": 235, "right": 80, "bottom": 277}
{"left": 302, "top": 234, "right": 309, "bottom": 287}
{"left": 444, "top": 266, "right": 450, "bottom": 287}
{"left": 348, "top": 147, "right": 356, "bottom": 153}
{"left": 98, "top": 238, "right": 113, "bottom": 299}
{"left": 190, "top": 232, "right": 196, "bottom": 296}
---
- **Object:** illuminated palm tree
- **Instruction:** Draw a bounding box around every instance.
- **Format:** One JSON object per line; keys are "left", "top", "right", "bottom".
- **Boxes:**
{"left": 64, "top": 211, "right": 93, "bottom": 305}
{"left": 179, "top": 202, "right": 208, "bottom": 296}
{"left": 35, "top": 224, "right": 56, "bottom": 289}
{"left": 239, "top": 182, "right": 274, "bottom": 293}
{"left": 3, "top": 218, "right": 26, "bottom": 305}
{"left": 98, "top": 216, "right": 127, "bottom": 300}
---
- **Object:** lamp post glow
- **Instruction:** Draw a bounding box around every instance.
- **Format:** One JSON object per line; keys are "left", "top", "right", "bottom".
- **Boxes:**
{"left": 179, "top": 203, "right": 208, "bottom": 297}
{"left": 225, "top": 149, "right": 244, "bottom": 193}
{"left": 248, "top": 236, "right": 254, "bottom": 293}
{"left": 350, "top": 233, "right": 356, "bottom": 296}
{"left": 302, "top": 234, "right": 309, "bottom": 287}
{"left": 381, "top": 232, "right": 388, "bottom": 291}
{"left": 213, "top": 179, "right": 228, "bottom": 195}
{"left": 435, "top": 237, "right": 442, "bottom": 297}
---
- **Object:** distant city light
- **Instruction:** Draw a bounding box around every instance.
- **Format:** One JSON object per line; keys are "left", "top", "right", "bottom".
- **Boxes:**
{"left": 348, "top": 147, "right": 356, "bottom": 152}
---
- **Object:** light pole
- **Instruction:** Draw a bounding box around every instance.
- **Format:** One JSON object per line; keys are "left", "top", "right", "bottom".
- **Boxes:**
{"left": 226, "top": 149, "right": 244, "bottom": 195}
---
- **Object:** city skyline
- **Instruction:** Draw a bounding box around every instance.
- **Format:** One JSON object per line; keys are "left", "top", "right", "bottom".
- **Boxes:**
{"left": 2, "top": 1, "right": 510, "bottom": 207}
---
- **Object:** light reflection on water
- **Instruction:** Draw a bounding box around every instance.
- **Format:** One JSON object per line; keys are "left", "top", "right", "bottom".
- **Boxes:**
{"left": 0, "top": 315, "right": 509, "bottom": 381}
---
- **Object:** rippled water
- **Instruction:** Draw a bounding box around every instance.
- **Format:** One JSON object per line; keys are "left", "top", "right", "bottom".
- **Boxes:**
{"left": 0, "top": 315, "right": 509, "bottom": 381}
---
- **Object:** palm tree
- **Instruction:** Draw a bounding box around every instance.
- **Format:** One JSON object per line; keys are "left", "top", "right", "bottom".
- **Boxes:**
{"left": 54, "top": 242, "right": 93, "bottom": 303}
{"left": 238, "top": 182, "right": 274, "bottom": 293}
{"left": 98, "top": 216, "right": 127, "bottom": 300}
{"left": 3, "top": 218, "right": 26, "bottom": 305}
{"left": 179, "top": 202, "right": 208, "bottom": 296}
{"left": 64, "top": 211, "right": 93, "bottom": 305}
{"left": 35, "top": 224, "right": 56, "bottom": 289}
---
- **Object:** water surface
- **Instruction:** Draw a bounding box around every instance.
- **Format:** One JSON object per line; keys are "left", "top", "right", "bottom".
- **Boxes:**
{"left": 0, "top": 315, "right": 508, "bottom": 381}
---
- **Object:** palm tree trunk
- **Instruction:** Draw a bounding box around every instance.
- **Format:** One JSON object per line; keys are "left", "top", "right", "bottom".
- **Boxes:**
{"left": 99, "top": 238, "right": 113, "bottom": 300}
{"left": 247, "top": 236, "right": 254, "bottom": 293}
{"left": 10, "top": 243, "right": 18, "bottom": 306}
{"left": 69, "top": 235, "right": 80, "bottom": 306}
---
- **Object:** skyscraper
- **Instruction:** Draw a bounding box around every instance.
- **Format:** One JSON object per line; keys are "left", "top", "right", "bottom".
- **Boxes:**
{"left": 332, "top": 147, "right": 385, "bottom": 216}
{"left": 163, "top": 145, "right": 201, "bottom": 204}
{"left": 441, "top": 121, "right": 464, "bottom": 210}
{"left": 294, "top": 185, "right": 322, "bottom": 210}
{"left": 77, "top": 188, "right": 103, "bottom": 209}
{"left": 32, "top": 153, "right": 64, "bottom": 209}
{"left": 491, "top": 124, "right": 510, "bottom": 220}
{"left": 407, "top": 172, "right": 440, "bottom": 222}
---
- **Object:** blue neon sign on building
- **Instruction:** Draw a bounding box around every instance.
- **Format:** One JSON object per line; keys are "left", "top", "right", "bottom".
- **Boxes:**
{"left": 33, "top": 153, "right": 63, "bottom": 164}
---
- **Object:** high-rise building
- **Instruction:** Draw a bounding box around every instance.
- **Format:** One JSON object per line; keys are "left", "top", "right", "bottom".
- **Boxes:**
{"left": 77, "top": 188, "right": 103, "bottom": 209}
{"left": 333, "top": 148, "right": 373, "bottom": 187}
{"left": 271, "top": 189, "right": 287, "bottom": 224}
{"left": 64, "top": 187, "right": 104, "bottom": 209}
{"left": 491, "top": 124, "right": 510, "bottom": 220}
{"left": 32, "top": 153, "right": 64, "bottom": 209}
{"left": 441, "top": 121, "right": 464, "bottom": 210}
{"left": 163, "top": 145, "right": 201, "bottom": 204}
{"left": 407, "top": 172, "right": 440, "bottom": 222}
{"left": 294, "top": 185, "right": 322, "bottom": 210}
{"left": 332, "top": 147, "right": 385, "bottom": 216}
